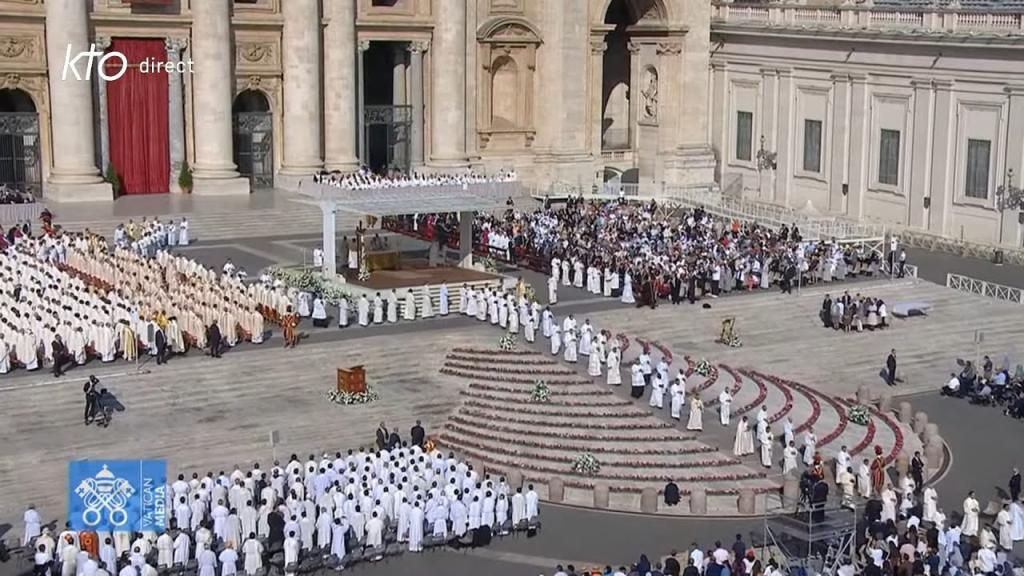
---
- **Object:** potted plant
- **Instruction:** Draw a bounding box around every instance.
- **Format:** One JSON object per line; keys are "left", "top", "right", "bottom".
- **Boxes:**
{"left": 104, "top": 163, "right": 121, "bottom": 197}
{"left": 178, "top": 161, "right": 193, "bottom": 194}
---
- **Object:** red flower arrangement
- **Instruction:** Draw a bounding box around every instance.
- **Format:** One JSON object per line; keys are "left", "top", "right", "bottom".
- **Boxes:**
{"left": 461, "top": 389, "right": 630, "bottom": 408}
{"left": 466, "top": 381, "right": 618, "bottom": 398}
{"left": 444, "top": 423, "right": 713, "bottom": 454}
{"left": 462, "top": 396, "right": 650, "bottom": 418}
{"left": 451, "top": 347, "right": 541, "bottom": 356}
{"left": 444, "top": 360, "right": 574, "bottom": 376}
{"left": 459, "top": 405, "right": 673, "bottom": 429}
{"left": 740, "top": 370, "right": 794, "bottom": 424}
{"left": 445, "top": 353, "right": 559, "bottom": 366}
{"left": 733, "top": 374, "right": 768, "bottom": 416}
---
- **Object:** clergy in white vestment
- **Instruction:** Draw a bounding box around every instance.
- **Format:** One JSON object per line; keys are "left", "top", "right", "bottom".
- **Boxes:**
{"left": 547, "top": 276, "right": 558, "bottom": 305}
{"left": 759, "top": 427, "right": 774, "bottom": 468}
{"left": 630, "top": 362, "right": 645, "bottom": 398}
{"left": 923, "top": 486, "right": 939, "bottom": 524}
{"left": 408, "top": 504, "right": 424, "bottom": 552}
{"left": 197, "top": 548, "right": 217, "bottom": 576}
{"left": 550, "top": 326, "right": 561, "bottom": 356}
{"left": 458, "top": 285, "right": 469, "bottom": 314}
{"left": 561, "top": 261, "right": 570, "bottom": 287}
{"left": 312, "top": 248, "right": 323, "bottom": 268}
{"left": 880, "top": 487, "right": 897, "bottom": 523}
{"left": 420, "top": 286, "right": 434, "bottom": 318}
{"left": 524, "top": 313, "right": 536, "bottom": 343}
{"left": 218, "top": 546, "right": 238, "bottom": 576}
{"left": 587, "top": 345, "right": 602, "bottom": 377}
{"left": 837, "top": 467, "right": 856, "bottom": 506}
{"left": 835, "top": 447, "right": 851, "bottom": 480}
{"left": 311, "top": 297, "right": 328, "bottom": 328}
{"left": 783, "top": 442, "right": 799, "bottom": 475}
{"left": 338, "top": 297, "right": 349, "bottom": 328}
{"left": 498, "top": 299, "right": 508, "bottom": 328}
{"left": 464, "top": 287, "right": 477, "bottom": 317}
{"left": 998, "top": 505, "right": 1014, "bottom": 550}
{"left": 563, "top": 330, "right": 577, "bottom": 363}
{"left": 403, "top": 290, "right": 416, "bottom": 321}
{"left": 357, "top": 295, "right": 370, "bottom": 326}
{"left": 648, "top": 372, "right": 665, "bottom": 409}
{"left": 962, "top": 491, "right": 981, "bottom": 536}
{"left": 0, "top": 334, "right": 11, "bottom": 374}
{"left": 242, "top": 537, "right": 263, "bottom": 576}
{"left": 803, "top": 431, "right": 818, "bottom": 466}
{"left": 541, "top": 308, "right": 553, "bottom": 338}
{"left": 508, "top": 301, "right": 519, "bottom": 334}
{"left": 686, "top": 397, "right": 704, "bottom": 431}
{"left": 525, "top": 486, "right": 539, "bottom": 519}
{"left": 373, "top": 294, "right": 385, "bottom": 324}
{"left": 172, "top": 531, "right": 190, "bottom": 566}
{"left": 578, "top": 321, "right": 593, "bottom": 356}
{"left": 439, "top": 283, "right": 449, "bottom": 315}
{"left": 621, "top": 273, "right": 635, "bottom": 304}
{"left": 669, "top": 379, "right": 683, "bottom": 419}
{"left": 718, "top": 389, "right": 733, "bottom": 426}
{"left": 606, "top": 346, "right": 622, "bottom": 386}
{"left": 156, "top": 533, "right": 173, "bottom": 568}
{"left": 475, "top": 292, "right": 487, "bottom": 321}
{"left": 22, "top": 505, "right": 41, "bottom": 546}
{"left": 1012, "top": 501, "right": 1024, "bottom": 542}
{"left": 283, "top": 533, "right": 300, "bottom": 575}
{"left": 733, "top": 418, "right": 751, "bottom": 457}
{"left": 550, "top": 257, "right": 561, "bottom": 285}
{"left": 178, "top": 219, "right": 190, "bottom": 245}
{"left": 857, "top": 459, "right": 872, "bottom": 498}
{"left": 783, "top": 417, "right": 795, "bottom": 447}
{"left": 365, "top": 512, "right": 385, "bottom": 556}
{"left": 387, "top": 290, "right": 400, "bottom": 323}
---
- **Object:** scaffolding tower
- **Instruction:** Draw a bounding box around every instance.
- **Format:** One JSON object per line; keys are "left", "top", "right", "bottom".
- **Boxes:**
{"left": 762, "top": 500, "right": 860, "bottom": 576}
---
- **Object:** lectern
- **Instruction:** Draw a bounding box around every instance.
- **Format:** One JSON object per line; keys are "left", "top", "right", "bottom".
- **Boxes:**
{"left": 337, "top": 366, "right": 367, "bottom": 394}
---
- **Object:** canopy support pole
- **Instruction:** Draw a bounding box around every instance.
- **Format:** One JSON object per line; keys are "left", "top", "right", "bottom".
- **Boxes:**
{"left": 459, "top": 210, "right": 474, "bottom": 269}
{"left": 320, "top": 200, "right": 338, "bottom": 277}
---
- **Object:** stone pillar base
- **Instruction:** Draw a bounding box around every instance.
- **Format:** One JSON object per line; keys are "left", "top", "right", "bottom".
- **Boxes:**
{"left": 192, "top": 177, "right": 251, "bottom": 196}
{"left": 661, "top": 145, "right": 717, "bottom": 191}
{"left": 275, "top": 172, "right": 314, "bottom": 192}
{"left": 44, "top": 181, "right": 113, "bottom": 202}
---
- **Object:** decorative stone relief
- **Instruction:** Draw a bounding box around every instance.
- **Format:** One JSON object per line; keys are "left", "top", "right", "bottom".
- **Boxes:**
{"left": 0, "top": 37, "right": 35, "bottom": 60}
{"left": 656, "top": 42, "right": 682, "bottom": 56}
{"left": 641, "top": 66, "right": 658, "bottom": 122}
{"left": 238, "top": 43, "right": 274, "bottom": 65}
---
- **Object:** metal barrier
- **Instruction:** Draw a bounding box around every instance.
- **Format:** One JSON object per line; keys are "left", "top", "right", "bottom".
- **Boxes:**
{"left": 946, "top": 273, "right": 1024, "bottom": 304}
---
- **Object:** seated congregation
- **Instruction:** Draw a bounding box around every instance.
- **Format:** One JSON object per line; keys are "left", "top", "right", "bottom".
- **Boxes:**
{"left": 942, "top": 355, "right": 1024, "bottom": 417}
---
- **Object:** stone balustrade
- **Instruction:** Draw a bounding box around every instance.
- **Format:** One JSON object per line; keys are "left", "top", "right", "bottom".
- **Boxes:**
{"left": 712, "top": 2, "right": 1024, "bottom": 36}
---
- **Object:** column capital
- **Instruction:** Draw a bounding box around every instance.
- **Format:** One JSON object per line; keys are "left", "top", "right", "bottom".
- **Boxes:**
{"left": 933, "top": 78, "right": 954, "bottom": 90}
{"left": 910, "top": 78, "right": 932, "bottom": 89}
{"left": 590, "top": 40, "right": 607, "bottom": 55}
{"left": 358, "top": 40, "right": 371, "bottom": 53}
{"left": 165, "top": 37, "right": 188, "bottom": 54}
{"left": 409, "top": 40, "right": 430, "bottom": 54}
{"left": 829, "top": 72, "right": 850, "bottom": 82}
{"left": 627, "top": 40, "right": 642, "bottom": 55}
{"left": 94, "top": 36, "right": 111, "bottom": 50}
{"left": 1004, "top": 85, "right": 1024, "bottom": 96}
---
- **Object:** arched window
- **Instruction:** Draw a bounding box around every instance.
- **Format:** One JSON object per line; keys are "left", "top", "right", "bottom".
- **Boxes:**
{"left": 490, "top": 56, "right": 518, "bottom": 129}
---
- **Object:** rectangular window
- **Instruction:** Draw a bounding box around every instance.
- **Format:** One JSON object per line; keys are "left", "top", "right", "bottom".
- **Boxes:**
{"left": 735, "top": 111, "right": 753, "bottom": 161}
{"left": 878, "top": 129, "right": 901, "bottom": 186}
{"left": 803, "top": 119, "right": 823, "bottom": 173}
{"left": 965, "top": 139, "right": 991, "bottom": 199}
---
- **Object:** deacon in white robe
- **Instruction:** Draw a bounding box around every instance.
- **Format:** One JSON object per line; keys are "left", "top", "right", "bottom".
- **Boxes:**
{"left": 734, "top": 418, "right": 751, "bottom": 457}
{"left": 357, "top": 296, "right": 370, "bottom": 326}
{"left": 648, "top": 372, "right": 665, "bottom": 409}
{"left": 998, "top": 506, "right": 1014, "bottom": 550}
{"left": 578, "top": 321, "right": 593, "bottom": 356}
{"left": 420, "top": 286, "right": 434, "bottom": 318}
{"left": 563, "top": 330, "right": 577, "bottom": 363}
{"left": 550, "top": 326, "right": 561, "bottom": 356}
{"left": 541, "top": 309, "right": 553, "bottom": 338}
{"left": 547, "top": 276, "right": 558, "bottom": 305}
{"left": 587, "top": 346, "right": 602, "bottom": 378}
{"left": 439, "top": 283, "right": 449, "bottom": 315}
{"left": 857, "top": 460, "right": 872, "bottom": 498}
{"left": 803, "top": 431, "right": 818, "bottom": 466}
{"left": 242, "top": 537, "right": 263, "bottom": 576}
{"left": 338, "top": 298, "right": 349, "bottom": 328}
{"left": 387, "top": 290, "right": 399, "bottom": 323}
{"left": 923, "top": 486, "right": 939, "bottom": 524}
{"left": 218, "top": 547, "right": 238, "bottom": 576}
{"left": 719, "top": 389, "right": 733, "bottom": 426}
{"left": 606, "top": 346, "right": 622, "bottom": 386}
{"left": 373, "top": 294, "right": 384, "bottom": 324}
{"left": 524, "top": 313, "right": 536, "bottom": 343}
{"left": 459, "top": 285, "right": 469, "bottom": 315}
{"left": 759, "top": 427, "right": 774, "bottom": 468}
{"left": 408, "top": 504, "right": 424, "bottom": 552}
{"left": 403, "top": 290, "right": 416, "bottom": 321}
{"left": 783, "top": 443, "right": 799, "bottom": 475}
{"left": 962, "top": 492, "right": 980, "bottom": 536}
{"left": 686, "top": 397, "right": 704, "bottom": 431}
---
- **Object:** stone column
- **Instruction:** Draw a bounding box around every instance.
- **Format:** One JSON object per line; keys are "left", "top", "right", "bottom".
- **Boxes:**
{"left": 94, "top": 36, "right": 111, "bottom": 176}
{"left": 774, "top": 69, "right": 794, "bottom": 207}
{"left": 589, "top": 39, "right": 606, "bottom": 156}
{"left": 928, "top": 80, "right": 955, "bottom": 236}
{"left": 429, "top": 0, "right": 468, "bottom": 167}
{"left": 627, "top": 41, "right": 641, "bottom": 151}
{"left": 323, "top": 0, "right": 359, "bottom": 172}
{"left": 321, "top": 201, "right": 337, "bottom": 277}
{"left": 409, "top": 41, "right": 428, "bottom": 169}
{"left": 846, "top": 73, "right": 869, "bottom": 219}
{"left": 909, "top": 79, "right": 934, "bottom": 229}
{"left": 190, "top": 0, "right": 250, "bottom": 195}
{"left": 280, "top": 0, "right": 324, "bottom": 188}
{"left": 358, "top": 40, "right": 370, "bottom": 165}
{"left": 458, "top": 210, "right": 473, "bottom": 268}
{"left": 392, "top": 44, "right": 407, "bottom": 169}
{"left": 44, "top": 0, "right": 111, "bottom": 201}
{"left": 828, "top": 73, "right": 850, "bottom": 213}
{"left": 166, "top": 38, "right": 188, "bottom": 193}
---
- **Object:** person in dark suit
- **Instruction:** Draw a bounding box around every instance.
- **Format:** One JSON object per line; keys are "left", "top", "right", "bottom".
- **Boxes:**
{"left": 410, "top": 420, "right": 425, "bottom": 448}
{"left": 375, "top": 422, "right": 388, "bottom": 450}
{"left": 886, "top": 349, "right": 897, "bottom": 386}
{"left": 663, "top": 552, "right": 681, "bottom": 576}
{"left": 911, "top": 451, "right": 925, "bottom": 494}
{"left": 52, "top": 334, "right": 68, "bottom": 377}
{"left": 83, "top": 376, "right": 99, "bottom": 424}
{"left": 1010, "top": 468, "right": 1021, "bottom": 501}
{"left": 663, "top": 480, "right": 680, "bottom": 506}
{"left": 206, "top": 320, "right": 222, "bottom": 358}
{"left": 154, "top": 325, "right": 168, "bottom": 365}
{"left": 266, "top": 509, "right": 285, "bottom": 552}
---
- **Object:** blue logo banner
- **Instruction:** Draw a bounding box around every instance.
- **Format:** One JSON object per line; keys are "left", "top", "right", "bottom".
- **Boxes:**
{"left": 68, "top": 460, "right": 168, "bottom": 533}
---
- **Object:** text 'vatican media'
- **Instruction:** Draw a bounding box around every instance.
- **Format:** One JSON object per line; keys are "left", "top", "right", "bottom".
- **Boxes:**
{"left": 62, "top": 43, "right": 195, "bottom": 82}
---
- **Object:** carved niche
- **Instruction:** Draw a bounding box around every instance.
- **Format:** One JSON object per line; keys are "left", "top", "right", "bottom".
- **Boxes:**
{"left": 476, "top": 16, "right": 541, "bottom": 152}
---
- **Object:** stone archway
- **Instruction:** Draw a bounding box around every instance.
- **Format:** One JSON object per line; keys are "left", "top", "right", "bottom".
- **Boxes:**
{"left": 600, "top": 0, "right": 667, "bottom": 151}
{"left": 0, "top": 88, "right": 42, "bottom": 195}
{"left": 232, "top": 89, "right": 274, "bottom": 188}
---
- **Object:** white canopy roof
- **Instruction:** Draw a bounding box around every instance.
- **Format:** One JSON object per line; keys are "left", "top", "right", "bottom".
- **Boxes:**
{"left": 298, "top": 179, "right": 517, "bottom": 216}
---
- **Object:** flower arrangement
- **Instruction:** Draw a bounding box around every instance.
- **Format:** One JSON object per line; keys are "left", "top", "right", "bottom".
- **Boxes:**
{"left": 265, "top": 265, "right": 351, "bottom": 303}
{"left": 694, "top": 358, "right": 713, "bottom": 377}
{"left": 530, "top": 380, "right": 551, "bottom": 403}
{"left": 478, "top": 257, "right": 501, "bottom": 273}
{"left": 848, "top": 404, "right": 871, "bottom": 426}
{"left": 571, "top": 453, "right": 601, "bottom": 476}
{"left": 499, "top": 334, "right": 516, "bottom": 351}
{"left": 324, "top": 384, "right": 379, "bottom": 405}
{"left": 357, "top": 262, "right": 371, "bottom": 282}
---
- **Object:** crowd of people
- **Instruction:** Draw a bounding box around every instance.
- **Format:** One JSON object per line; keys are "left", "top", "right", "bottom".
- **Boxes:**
{"left": 393, "top": 197, "right": 888, "bottom": 309}
{"left": 0, "top": 183, "right": 37, "bottom": 204}
{"left": 112, "top": 217, "right": 190, "bottom": 257}
{"left": 942, "top": 355, "right": 1024, "bottom": 417}
{"left": 312, "top": 167, "right": 518, "bottom": 190}
{"left": 819, "top": 292, "right": 890, "bottom": 333}
{"left": 22, "top": 431, "right": 541, "bottom": 576}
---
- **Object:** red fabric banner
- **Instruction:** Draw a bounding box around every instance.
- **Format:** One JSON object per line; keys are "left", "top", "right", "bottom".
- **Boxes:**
{"left": 107, "top": 38, "right": 169, "bottom": 195}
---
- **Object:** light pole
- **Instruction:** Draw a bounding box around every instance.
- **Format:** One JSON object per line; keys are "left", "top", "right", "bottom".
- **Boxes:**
{"left": 995, "top": 168, "right": 1023, "bottom": 247}
{"left": 756, "top": 134, "right": 778, "bottom": 201}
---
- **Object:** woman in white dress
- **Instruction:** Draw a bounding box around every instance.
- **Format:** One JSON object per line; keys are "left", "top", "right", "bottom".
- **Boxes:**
{"left": 686, "top": 396, "right": 704, "bottom": 431}
{"left": 620, "top": 273, "right": 635, "bottom": 304}
{"left": 606, "top": 345, "right": 622, "bottom": 386}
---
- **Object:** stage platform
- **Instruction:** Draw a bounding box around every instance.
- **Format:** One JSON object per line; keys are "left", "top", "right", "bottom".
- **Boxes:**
{"left": 338, "top": 259, "right": 502, "bottom": 290}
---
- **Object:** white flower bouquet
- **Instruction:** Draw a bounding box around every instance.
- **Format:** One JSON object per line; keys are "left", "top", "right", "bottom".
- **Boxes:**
{"left": 571, "top": 453, "right": 601, "bottom": 476}
{"left": 499, "top": 334, "right": 516, "bottom": 351}
{"left": 325, "top": 385, "right": 380, "bottom": 405}
{"left": 531, "top": 380, "right": 551, "bottom": 403}
{"left": 848, "top": 404, "right": 870, "bottom": 426}
{"left": 695, "top": 358, "right": 713, "bottom": 377}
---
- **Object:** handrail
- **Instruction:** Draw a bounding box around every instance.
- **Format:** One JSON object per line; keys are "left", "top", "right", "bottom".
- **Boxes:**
{"left": 946, "top": 273, "right": 1024, "bottom": 304}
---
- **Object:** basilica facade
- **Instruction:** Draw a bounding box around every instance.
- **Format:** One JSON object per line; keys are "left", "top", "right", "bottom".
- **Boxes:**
{"left": 0, "top": 0, "right": 1022, "bottom": 245}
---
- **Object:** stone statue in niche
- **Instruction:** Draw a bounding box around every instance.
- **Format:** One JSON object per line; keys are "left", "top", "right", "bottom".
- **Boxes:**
{"left": 641, "top": 67, "right": 658, "bottom": 121}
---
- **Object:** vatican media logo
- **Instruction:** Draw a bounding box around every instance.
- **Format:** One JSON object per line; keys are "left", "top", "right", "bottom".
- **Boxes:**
{"left": 68, "top": 460, "right": 167, "bottom": 533}
{"left": 62, "top": 44, "right": 194, "bottom": 82}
